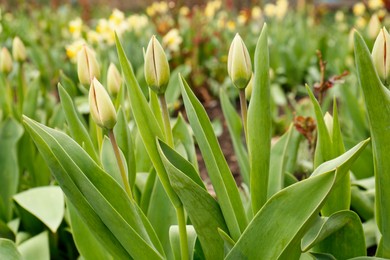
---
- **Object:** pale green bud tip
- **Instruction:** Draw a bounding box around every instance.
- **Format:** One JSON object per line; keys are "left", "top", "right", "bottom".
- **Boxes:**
{"left": 323, "top": 112, "right": 333, "bottom": 137}
{"left": 372, "top": 27, "right": 390, "bottom": 82}
{"left": 0, "top": 47, "right": 13, "bottom": 74}
{"left": 12, "top": 37, "right": 26, "bottom": 62}
{"left": 89, "top": 78, "right": 117, "bottom": 130}
{"left": 107, "top": 63, "right": 122, "bottom": 96}
{"left": 77, "top": 45, "right": 100, "bottom": 85}
{"left": 228, "top": 33, "right": 252, "bottom": 89}
{"left": 144, "top": 35, "right": 170, "bottom": 95}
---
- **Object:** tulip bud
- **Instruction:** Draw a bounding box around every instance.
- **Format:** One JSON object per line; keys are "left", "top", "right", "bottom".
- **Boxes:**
{"left": 77, "top": 45, "right": 100, "bottom": 85}
{"left": 144, "top": 35, "right": 170, "bottom": 95}
{"left": 323, "top": 112, "right": 333, "bottom": 137}
{"left": 372, "top": 27, "right": 390, "bottom": 82}
{"left": 228, "top": 33, "right": 252, "bottom": 89}
{"left": 89, "top": 78, "right": 117, "bottom": 130}
{"left": 12, "top": 37, "right": 26, "bottom": 62}
{"left": 107, "top": 63, "right": 122, "bottom": 96}
{"left": 368, "top": 14, "right": 381, "bottom": 39}
{"left": 0, "top": 47, "right": 13, "bottom": 74}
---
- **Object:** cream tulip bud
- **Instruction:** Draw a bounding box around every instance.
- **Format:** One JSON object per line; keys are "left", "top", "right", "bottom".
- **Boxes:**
{"left": 12, "top": 37, "right": 26, "bottom": 62}
{"left": 107, "top": 63, "right": 122, "bottom": 96}
{"left": 89, "top": 78, "right": 117, "bottom": 130}
{"left": 368, "top": 14, "right": 381, "bottom": 39}
{"left": 324, "top": 112, "right": 333, "bottom": 137}
{"left": 144, "top": 35, "right": 170, "bottom": 95}
{"left": 77, "top": 45, "right": 100, "bottom": 85}
{"left": 372, "top": 27, "right": 390, "bottom": 82}
{"left": 0, "top": 47, "right": 13, "bottom": 74}
{"left": 228, "top": 33, "right": 252, "bottom": 89}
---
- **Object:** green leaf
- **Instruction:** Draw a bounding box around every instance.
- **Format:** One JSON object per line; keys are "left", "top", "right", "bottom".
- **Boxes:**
{"left": 0, "top": 239, "right": 22, "bottom": 260}
{"left": 158, "top": 139, "right": 228, "bottom": 259}
{"left": 354, "top": 30, "right": 390, "bottom": 257}
{"left": 18, "top": 231, "right": 49, "bottom": 260}
{"left": 58, "top": 84, "right": 99, "bottom": 162}
{"left": 226, "top": 139, "right": 369, "bottom": 259}
{"left": 220, "top": 89, "right": 249, "bottom": 185}
{"left": 115, "top": 33, "right": 181, "bottom": 208}
{"left": 13, "top": 186, "right": 64, "bottom": 233}
{"left": 302, "top": 211, "right": 365, "bottom": 258}
{"left": 68, "top": 201, "right": 112, "bottom": 260}
{"left": 101, "top": 136, "right": 127, "bottom": 189}
{"left": 165, "top": 65, "right": 191, "bottom": 106}
{"left": 268, "top": 124, "right": 294, "bottom": 198}
{"left": 179, "top": 75, "right": 247, "bottom": 241}
{"left": 23, "top": 116, "right": 164, "bottom": 259}
{"left": 0, "top": 118, "right": 23, "bottom": 221}
{"left": 172, "top": 114, "right": 199, "bottom": 171}
{"left": 247, "top": 24, "right": 272, "bottom": 213}
{"left": 169, "top": 225, "right": 197, "bottom": 260}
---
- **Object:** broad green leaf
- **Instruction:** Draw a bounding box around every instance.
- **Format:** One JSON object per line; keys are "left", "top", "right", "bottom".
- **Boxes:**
{"left": 58, "top": 84, "right": 98, "bottom": 162}
{"left": 169, "top": 225, "right": 197, "bottom": 260}
{"left": 302, "top": 211, "right": 365, "bottom": 258}
{"left": 354, "top": 30, "right": 390, "bottom": 257}
{"left": 23, "top": 116, "right": 164, "bottom": 259}
{"left": 13, "top": 186, "right": 64, "bottom": 233}
{"left": 350, "top": 186, "right": 374, "bottom": 221}
{"left": 0, "top": 118, "right": 23, "bottom": 221}
{"left": 22, "top": 77, "right": 40, "bottom": 119}
{"left": 18, "top": 231, "right": 49, "bottom": 260}
{"left": 218, "top": 228, "right": 236, "bottom": 252}
{"left": 226, "top": 139, "right": 369, "bottom": 259}
{"left": 247, "top": 24, "right": 271, "bottom": 213}
{"left": 114, "top": 108, "right": 136, "bottom": 189}
{"left": 68, "top": 201, "right": 112, "bottom": 260}
{"left": 165, "top": 65, "right": 191, "bottom": 106}
{"left": 140, "top": 170, "right": 156, "bottom": 213}
{"left": 309, "top": 252, "right": 336, "bottom": 260}
{"left": 350, "top": 258, "right": 388, "bottom": 260}
{"left": 179, "top": 75, "right": 247, "bottom": 241}
{"left": 0, "top": 239, "right": 22, "bottom": 260}
{"left": 220, "top": 89, "right": 249, "bottom": 185}
{"left": 149, "top": 91, "right": 164, "bottom": 131}
{"left": 0, "top": 220, "right": 15, "bottom": 240}
{"left": 268, "top": 124, "right": 295, "bottom": 197}
{"left": 158, "top": 139, "right": 228, "bottom": 259}
{"left": 115, "top": 33, "right": 181, "bottom": 208}
{"left": 172, "top": 114, "right": 199, "bottom": 171}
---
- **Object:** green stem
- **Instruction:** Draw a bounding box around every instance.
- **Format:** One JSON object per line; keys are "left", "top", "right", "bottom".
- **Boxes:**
{"left": 239, "top": 89, "right": 248, "bottom": 145}
{"left": 17, "top": 61, "right": 25, "bottom": 116}
{"left": 159, "top": 94, "right": 174, "bottom": 147}
{"left": 109, "top": 130, "right": 133, "bottom": 200}
{"left": 176, "top": 206, "right": 189, "bottom": 260}
{"left": 5, "top": 79, "right": 14, "bottom": 118}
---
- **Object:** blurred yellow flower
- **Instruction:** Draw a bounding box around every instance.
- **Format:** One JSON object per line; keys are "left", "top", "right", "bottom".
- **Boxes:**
{"left": 335, "top": 11, "right": 345, "bottom": 22}
{"left": 179, "top": 6, "right": 190, "bottom": 16}
{"left": 68, "top": 18, "right": 82, "bottom": 38}
{"left": 353, "top": 3, "right": 366, "bottom": 16}
{"left": 163, "top": 29, "right": 182, "bottom": 53}
{"left": 65, "top": 39, "right": 85, "bottom": 61}
{"left": 205, "top": 0, "right": 222, "bottom": 18}
{"left": 128, "top": 14, "right": 149, "bottom": 33}
{"left": 275, "top": 0, "right": 288, "bottom": 20}
{"left": 264, "top": 4, "right": 276, "bottom": 17}
{"left": 368, "top": 0, "right": 384, "bottom": 10}
{"left": 87, "top": 30, "right": 101, "bottom": 44}
{"left": 227, "top": 20, "right": 236, "bottom": 31}
{"left": 238, "top": 11, "right": 248, "bottom": 25}
{"left": 96, "top": 19, "right": 115, "bottom": 45}
{"left": 147, "top": 2, "right": 169, "bottom": 17}
{"left": 355, "top": 16, "right": 367, "bottom": 29}
{"left": 109, "top": 9, "right": 125, "bottom": 25}
{"left": 376, "top": 8, "right": 387, "bottom": 19}
{"left": 252, "top": 6, "right": 262, "bottom": 19}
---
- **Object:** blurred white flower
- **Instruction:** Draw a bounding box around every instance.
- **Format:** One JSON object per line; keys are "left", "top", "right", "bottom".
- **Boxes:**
{"left": 162, "top": 29, "right": 182, "bottom": 53}
{"left": 68, "top": 18, "right": 82, "bottom": 39}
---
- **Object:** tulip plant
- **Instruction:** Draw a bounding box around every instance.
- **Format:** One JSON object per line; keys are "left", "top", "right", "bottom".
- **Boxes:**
{"left": 1, "top": 15, "right": 390, "bottom": 259}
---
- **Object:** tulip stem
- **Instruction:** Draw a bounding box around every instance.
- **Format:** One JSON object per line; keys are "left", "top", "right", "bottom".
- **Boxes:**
{"left": 109, "top": 130, "right": 133, "bottom": 200}
{"left": 17, "top": 61, "right": 26, "bottom": 117}
{"left": 239, "top": 89, "right": 248, "bottom": 145}
{"left": 5, "top": 78, "right": 14, "bottom": 118}
{"left": 176, "top": 206, "right": 189, "bottom": 260}
{"left": 159, "top": 94, "right": 174, "bottom": 147}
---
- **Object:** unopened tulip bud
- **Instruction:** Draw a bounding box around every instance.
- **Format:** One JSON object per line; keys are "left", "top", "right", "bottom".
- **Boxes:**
{"left": 0, "top": 47, "right": 13, "bottom": 74}
{"left": 12, "top": 37, "right": 26, "bottom": 62}
{"left": 144, "top": 35, "right": 170, "bottom": 95}
{"left": 228, "top": 33, "right": 252, "bottom": 89}
{"left": 368, "top": 14, "right": 381, "bottom": 39}
{"left": 107, "top": 63, "right": 122, "bottom": 96}
{"left": 77, "top": 45, "right": 100, "bottom": 85}
{"left": 89, "top": 78, "right": 117, "bottom": 130}
{"left": 372, "top": 27, "right": 390, "bottom": 82}
{"left": 324, "top": 112, "right": 333, "bottom": 137}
